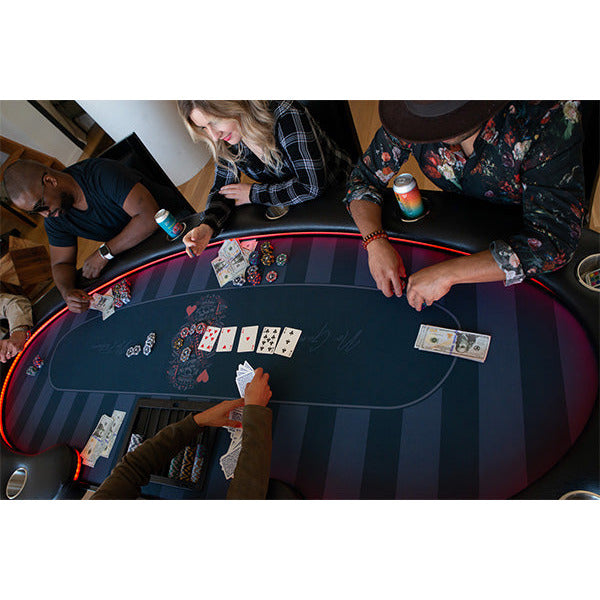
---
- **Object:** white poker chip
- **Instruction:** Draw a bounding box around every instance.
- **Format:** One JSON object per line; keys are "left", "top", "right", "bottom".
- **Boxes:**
{"left": 143, "top": 345, "right": 152, "bottom": 356}
{"left": 132, "top": 345, "right": 142, "bottom": 355}
{"left": 125, "top": 347, "right": 135, "bottom": 358}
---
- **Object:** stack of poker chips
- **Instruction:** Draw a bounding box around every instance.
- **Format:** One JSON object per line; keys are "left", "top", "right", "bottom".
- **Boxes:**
{"left": 167, "top": 443, "right": 206, "bottom": 484}
{"left": 242, "top": 240, "right": 289, "bottom": 286}
{"left": 143, "top": 332, "right": 156, "bottom": 356}
{"left": 26, "top": 355, "right": 44, "bottom": 377}
{"left": 110, "top": 278, "right": 132, "bottom": 308}
{"left": 126, "top": 331, "right": 156, "bottom": 358}
{"left": 126, "top": 433, "right": 144, "bottom": 453}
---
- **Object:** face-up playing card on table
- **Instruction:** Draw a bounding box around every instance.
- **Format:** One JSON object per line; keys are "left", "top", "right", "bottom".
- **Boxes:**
{"left": 237, "top": 325, "right": 258, "bottom": 353}
{"left": 216, "top": 326, "right": 237, "bottom": 352}
{"left": 198, "top": 326, "right": 221, "bottom": 352}
{"left": 256, "top": 327, "right": 281, "bottom": 354}
{"left": 274, "top": 327, "right": 302, "bottom": 358}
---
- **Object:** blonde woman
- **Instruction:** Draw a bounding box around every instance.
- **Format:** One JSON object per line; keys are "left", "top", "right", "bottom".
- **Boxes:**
{"left": 177, "top": 100, "right": 352, "bottom": 258}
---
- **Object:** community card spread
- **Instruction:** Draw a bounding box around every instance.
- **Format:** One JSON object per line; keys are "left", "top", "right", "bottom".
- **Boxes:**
{"left": 237, "top": 325, "right": 259, "bottom": 352}
{"left": 216, "top": 326, "right": 237, "bottom": 352}
{"left": 274, "top": 327, "right": 302, "bottom": 358}
{"left": 198, "top": 326, "right": 221, "bottom": 352}
{"left": 256, "top": 327, "right": 281, "bottom": 354}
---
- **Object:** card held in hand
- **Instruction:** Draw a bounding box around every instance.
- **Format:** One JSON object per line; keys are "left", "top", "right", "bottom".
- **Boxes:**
{"left": 274, "top": 327, "right": 302, "bottom": 358}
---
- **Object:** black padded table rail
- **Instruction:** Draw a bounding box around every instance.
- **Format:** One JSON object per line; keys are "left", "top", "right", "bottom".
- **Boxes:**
{"left": 2, "top": 187, "right": 599, "bottom": 499}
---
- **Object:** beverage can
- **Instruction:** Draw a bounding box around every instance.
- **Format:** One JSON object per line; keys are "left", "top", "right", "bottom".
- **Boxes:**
{"left": 155, "top": 209, "right": 184, "bottom": 238}
{"left": 393, "top": 173, "right": 425, "bottom": 220}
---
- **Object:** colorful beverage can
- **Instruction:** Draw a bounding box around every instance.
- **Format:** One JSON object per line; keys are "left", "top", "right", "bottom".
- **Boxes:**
{"left": 393, "top": 173, "right": 425, "bottom": 220}
{"left": 155, "top": 209, "right": 184, "bottom": 238}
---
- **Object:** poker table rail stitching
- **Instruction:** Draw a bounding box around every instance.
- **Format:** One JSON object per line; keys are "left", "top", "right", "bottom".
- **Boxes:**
{"left": 0, "top": 230, "right": 591, "bottom": 449}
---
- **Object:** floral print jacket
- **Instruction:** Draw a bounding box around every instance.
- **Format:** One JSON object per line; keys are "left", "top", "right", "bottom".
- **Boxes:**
{"left": 345, "top": 101, "right": 585, "bottom": 283}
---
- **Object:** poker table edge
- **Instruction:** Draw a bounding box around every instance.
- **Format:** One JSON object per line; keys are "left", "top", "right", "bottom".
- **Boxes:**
{"left": 6, "top": 188, "right": 599, "bottom": 500}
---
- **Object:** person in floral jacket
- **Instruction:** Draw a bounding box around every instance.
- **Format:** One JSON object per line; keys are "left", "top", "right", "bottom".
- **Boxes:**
{"left": 345, "top": 101, "right": 585, "bottom": 310}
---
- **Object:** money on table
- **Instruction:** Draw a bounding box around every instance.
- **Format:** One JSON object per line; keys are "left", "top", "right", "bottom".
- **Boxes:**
{"left": 414, "top": 324, "right": 491, "bottom": 363}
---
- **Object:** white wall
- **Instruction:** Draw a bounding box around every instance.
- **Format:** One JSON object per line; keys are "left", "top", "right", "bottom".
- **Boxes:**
{"left": 78, "top": 100, "right": 210, "bottom": 186}
{"left": 0, "top": 100, "right": 83, "bottom": 166}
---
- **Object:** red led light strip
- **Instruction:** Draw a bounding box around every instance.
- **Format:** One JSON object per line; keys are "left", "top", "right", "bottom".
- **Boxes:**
{"left": 73, "top": 449, "right": 82, "bottom": 481}
{"left": 0, "top": 230, "right": 555, "bottom": 449}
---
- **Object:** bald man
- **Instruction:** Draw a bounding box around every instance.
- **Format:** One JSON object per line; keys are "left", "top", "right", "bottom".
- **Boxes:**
{"left": 3, "top": 159, "right": 160, "bottom": 313}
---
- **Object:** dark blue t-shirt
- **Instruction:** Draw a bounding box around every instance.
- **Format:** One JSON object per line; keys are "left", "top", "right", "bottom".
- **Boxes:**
{"left": 44, "top": 158, "right": 142, "bottom": 247}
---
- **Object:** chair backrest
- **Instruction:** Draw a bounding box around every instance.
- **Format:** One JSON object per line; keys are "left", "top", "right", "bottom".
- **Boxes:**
{"left": 580, "top": 100, "right": 599, "bottom": 223}
{"left": 298, "top": 101, "right": 362, "bottom": 163}
{"left": 98, "top": 133, "right": 195, "bottom": 219}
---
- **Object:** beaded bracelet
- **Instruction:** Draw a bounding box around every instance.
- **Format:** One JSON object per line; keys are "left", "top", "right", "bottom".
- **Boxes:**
{"left": 362, "top": 229, "right": 388, "bottom": 250}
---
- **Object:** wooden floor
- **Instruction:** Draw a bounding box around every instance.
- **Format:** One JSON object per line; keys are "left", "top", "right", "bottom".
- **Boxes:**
{"left": 4, "top": 100, "right": 599, "bottom": 273}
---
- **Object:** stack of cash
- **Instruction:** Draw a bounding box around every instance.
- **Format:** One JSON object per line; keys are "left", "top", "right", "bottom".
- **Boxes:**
{"left": 81, "top": 410, "right": 126, "bottom": 467}
{"left": 211, "top": 239, "right": 256, "bottom": 287}
{"left": 414, "top": 324, "right": 491, "bottom": 363}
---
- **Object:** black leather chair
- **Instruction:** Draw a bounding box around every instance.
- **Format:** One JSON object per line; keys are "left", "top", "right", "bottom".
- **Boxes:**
{"left": 299, "top": 100, "right": 362, "bottom": 162}
{"left": 98, "top": 132, "right": 196, "bottom": 219}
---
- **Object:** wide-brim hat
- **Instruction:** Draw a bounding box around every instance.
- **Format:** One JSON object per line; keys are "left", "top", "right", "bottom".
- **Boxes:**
{"left": 379, "top": 100, "right": 508, "bottom": 144}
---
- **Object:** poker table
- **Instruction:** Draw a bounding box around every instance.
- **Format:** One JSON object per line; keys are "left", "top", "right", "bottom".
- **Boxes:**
{"left": 1, "top": 186, "right": 598, "bottom": 499}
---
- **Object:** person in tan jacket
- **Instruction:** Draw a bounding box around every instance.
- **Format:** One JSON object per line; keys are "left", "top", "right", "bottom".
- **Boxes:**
{"left": 91, "top": 368, "right": 273, "bottom": 500}
{"left": 0, "top": 292, "right": 33, "bottom": 362}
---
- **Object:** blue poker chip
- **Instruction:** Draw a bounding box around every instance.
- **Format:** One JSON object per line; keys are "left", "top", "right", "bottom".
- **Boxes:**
{"left": 249, "top": 251, "right": 260, "bottom": 265}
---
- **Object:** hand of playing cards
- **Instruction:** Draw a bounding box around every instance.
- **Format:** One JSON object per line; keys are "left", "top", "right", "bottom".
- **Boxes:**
{"left": 81, "top": 410, "right": 126, "bottom": 467}
{"left": 414, "top": 324, "right": 491, "bottom": 363}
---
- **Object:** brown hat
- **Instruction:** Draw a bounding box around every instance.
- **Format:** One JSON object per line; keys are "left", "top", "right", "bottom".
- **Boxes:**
{"left": 379, "top": 100, "right": 508, "bottom": 144}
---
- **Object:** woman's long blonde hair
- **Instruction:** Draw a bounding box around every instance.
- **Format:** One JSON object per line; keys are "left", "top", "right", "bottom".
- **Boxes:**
{"left": 177, "top": 100, "right": 283, "bottom": 172}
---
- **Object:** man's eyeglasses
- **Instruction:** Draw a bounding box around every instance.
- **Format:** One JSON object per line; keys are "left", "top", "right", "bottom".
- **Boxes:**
{"left": 26, "top": 173, "right": 50, "bottom": 215}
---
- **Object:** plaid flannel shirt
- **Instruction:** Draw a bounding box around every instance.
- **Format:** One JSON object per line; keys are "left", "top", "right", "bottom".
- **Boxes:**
{"left": 200, "top": 101, "right": 352, "bottom": 234}
{"left": 345, "top": 101, "right": 585, "bottom": 283}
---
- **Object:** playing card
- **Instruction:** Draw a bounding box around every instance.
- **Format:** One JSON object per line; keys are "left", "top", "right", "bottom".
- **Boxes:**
{"left": 237, "top": 325, "right": 259, "bottom": 353}
{"left": 216, "top": 326, "right": 237, "bottom": 352}
{"left": 274, "top": 327, "right": 302, "bottom": 358}
{"left": 256, "top": 327, "right": 281, "bottom": 354}
{"left": 220, "top": 443, "right": 242, "bottom": 479}
{"left": 99, "top": 410, "right": 126, "bottom": 458}
{"left": 198, "top": 326, "right": 221, "bottom": 352}
{"left": 239, "top": 239, "right": 258, "bottom": 252}
{"left": 90, "top": 292, "right": 115, "bottom": 320}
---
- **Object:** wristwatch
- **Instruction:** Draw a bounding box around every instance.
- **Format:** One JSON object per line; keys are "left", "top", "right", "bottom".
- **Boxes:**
{"left": 98, "top": 244, "right": 114, "bottom": 260}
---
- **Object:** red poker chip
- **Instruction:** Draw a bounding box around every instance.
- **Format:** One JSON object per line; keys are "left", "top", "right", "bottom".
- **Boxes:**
{"left": 265, "top": 270, "right": 278, "bottom": 283}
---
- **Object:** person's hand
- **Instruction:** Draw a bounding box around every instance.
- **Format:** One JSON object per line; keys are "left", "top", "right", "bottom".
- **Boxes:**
{"left": 366, "top": 238, "right": 407, "bottom": 298}
{"left": 64, "top": 289, "right": 91, "bottom": 313}
{"left": 244, "top": 367, "right": 272, "bottom": 407}
{"left": 406, "top": 262, "right": 453, "bottom": 311}
{"left": 183, "top": 224, "right": 213, "bottom": 258}
{"left": 219, "top": 183, "right": 252, "bottom": 206}
{"left": 82, "top": 250, "right": 109, "bottom": 280}
{"left": 0, "top": 331, "right": 28, "bottom": 362}
{"left": 194, "top": 398, "right": 245, "bottom": 428}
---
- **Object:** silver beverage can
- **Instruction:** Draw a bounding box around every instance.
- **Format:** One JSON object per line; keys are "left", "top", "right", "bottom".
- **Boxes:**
{"left": 155, "top": 209, "right": 184, "bottom": 238}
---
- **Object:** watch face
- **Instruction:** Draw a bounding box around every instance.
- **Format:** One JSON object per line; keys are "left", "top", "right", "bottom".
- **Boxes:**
{"left": 100, "top": 245, "right": 111, "bottom": 259}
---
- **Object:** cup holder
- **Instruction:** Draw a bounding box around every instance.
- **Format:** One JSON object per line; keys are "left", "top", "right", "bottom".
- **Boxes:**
{"left": 6, "top": 467, "right": 28, "bottom": 499}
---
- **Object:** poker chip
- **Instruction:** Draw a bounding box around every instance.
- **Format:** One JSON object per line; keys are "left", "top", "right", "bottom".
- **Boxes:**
{"left": 249, "top": 251, "right": 260, "bottom": 266}
{"left": 26, "top": 366, "right": 38, "bottom": 377}
{"left": 265, "top": 270, "right": 278, "bottom": 283}
{"left": 173, "top": 337, "right": 184, "bottom": 350}
{"left": 189, "top": 323, "right": 197, "bottom": 334}
{"left": 233, "top": 275, "right": 245, "bottom": 287}
{"left": 261, "top": 253, "right": 275, "bottom": 266}
{"left": 143, "top": 345, "right": 152, "bottom": 356}
{"left": 132, "top": 345, "right": 142, "bottom": 355}
{"left": 180, "top": 347, "right": 192, "bottom": 362}
{"left": 32, "top": 355, "right": 44, "bottom": 368}
{"left": 196, "top": 322, "right": 206, "bottom": 336}
{"left": 276, "top": 253, "right": 288, "bottom": 266}
{"left": 260, "top": 241, "right": 273, "bottom": 253}
{"left": 180, "top": 326, "right": 190, "bottom": 338}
